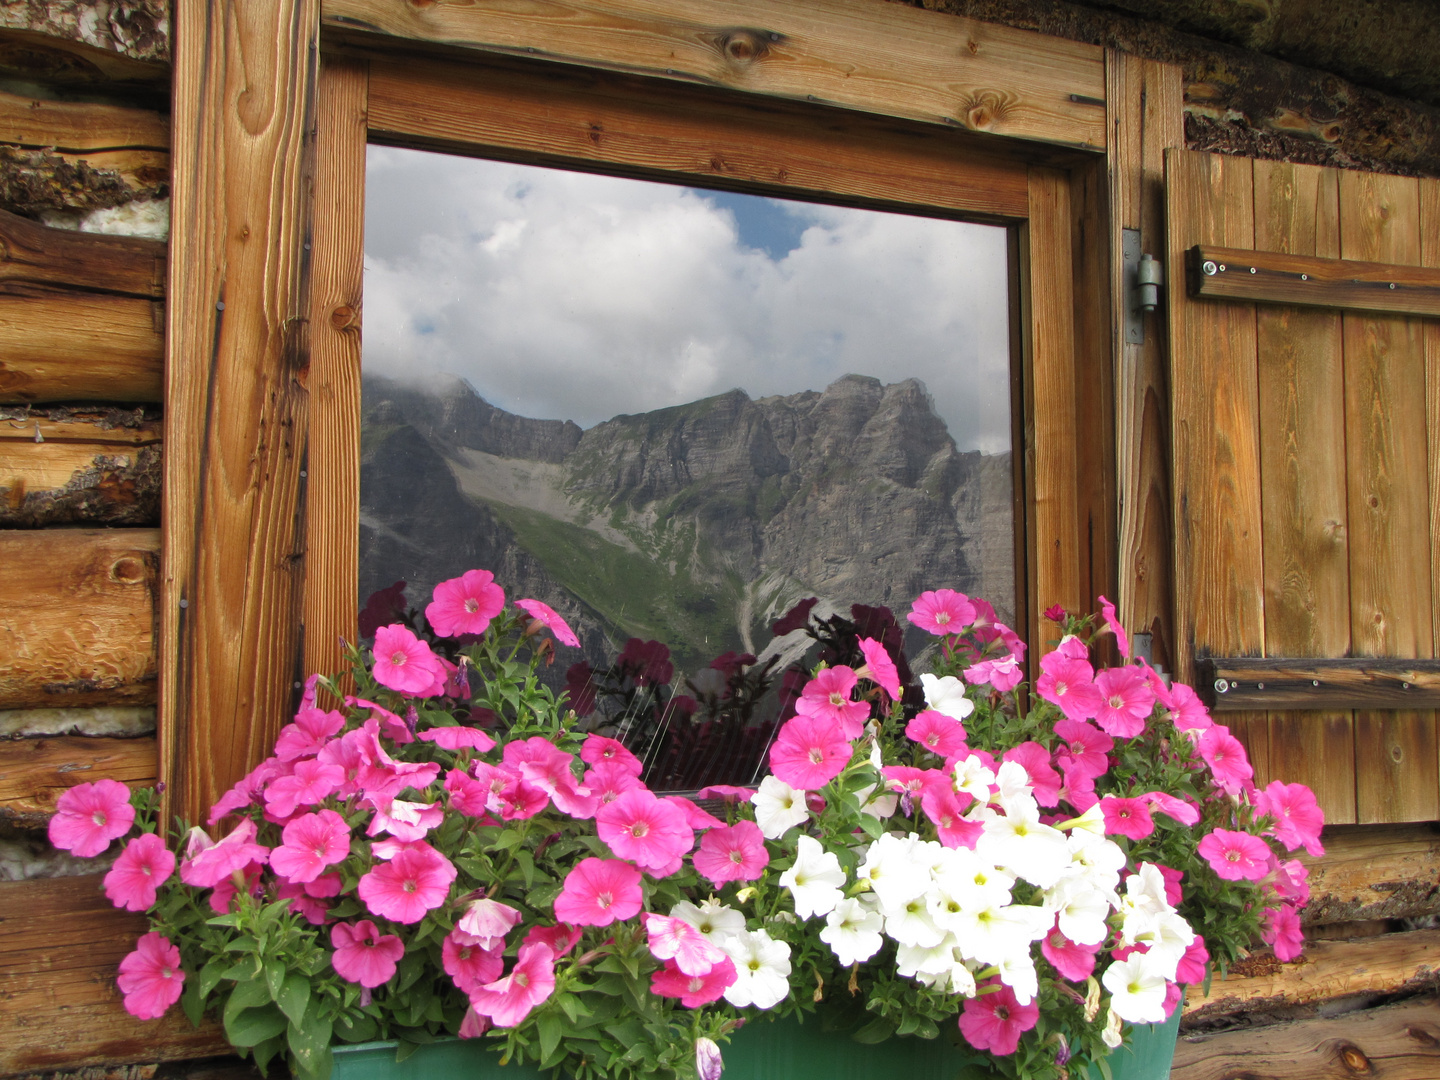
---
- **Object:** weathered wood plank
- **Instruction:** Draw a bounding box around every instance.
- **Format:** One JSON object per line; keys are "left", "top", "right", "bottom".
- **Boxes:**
{"left": 1188, "top": 243, "right": 1440, "bottom": 317}
{"left": 1202, "top": 658, "right": 1440, "bottom": 711}
{"left": 1339, "top": 170, "right": 1437, "bottom": 824}
{"left": 1107, "top": 52, "right": 1181, "bottom": 673}
{"left": 0, "top": 411, "right": 162, "bottom": 446}
{"left": 1424, "top": 177, "right": 1440, "bottom": 796}
{"left": 0, "top": 437, "right": 160, "bottom": 527}
{"left": 0, "top": 735, "right": 157, "bottom": 827}
{"left": 0, "top": 144, "right": 167, "bottom": 218}
{"left": 0, "top": 288, "right": 164, "bottom": 403}
{"left": 1173, "top": 997, "right": 1440, "bottom": 1080}
{"left": 1165, "top": 149, "right": 1268, "bottom": 773}
{"left": 1184, "top": 929, "right": 1440, "bottom": 1020}
{"left": 0, "top": 87, "right": 169, "bottom": 153}
{"left": 303, "top": 57, "right": 367, "bottom": 689}
{"left": 0, "top": 875, "right": 228, "bottom": 1074}
{"left": 0, "top": 529, "right": 158, "bottom": 709}
{"left": 162, "top": 0, "right": 318, "bottom": 826}
{"left": 0, "top": 206, "right": 165, "bottom": 297}
{"left": 328, "top": 0, "right": 1107, "bottom": 151}
{"left": 1301, "top": 824, "right": 1440, "bottom": 925}
{"left": 366, "top": 55, "right": 1031, "bottom": 222}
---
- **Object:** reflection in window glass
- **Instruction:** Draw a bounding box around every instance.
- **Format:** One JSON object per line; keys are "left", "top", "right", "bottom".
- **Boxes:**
{"left": 361, "top": 147, "right": 1015, "bottom": 789}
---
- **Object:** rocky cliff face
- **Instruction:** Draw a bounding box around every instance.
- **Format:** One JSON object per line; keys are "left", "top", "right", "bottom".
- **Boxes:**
{"left": 360, "top": 373, "right": 1014, "bottom": 672}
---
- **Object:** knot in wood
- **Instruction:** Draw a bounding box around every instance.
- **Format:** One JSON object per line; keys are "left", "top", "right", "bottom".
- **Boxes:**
{"left": 330, "top": 304, "right": 357, "bottom": 330}
{"left": 110, "top": 556, "right": 147, "bottom": 584}
{"left": 1336, "top": 1042, "right": 1372, "bottom": 1073}
{"left": 957, "top": 91, "right": 1012, "bottom": 132}
{"left": 713, "top": 28, "right": 774, "bottom": 66}
{"left": 1406, "top": 1024, "right": 1439, "bottom": 1047}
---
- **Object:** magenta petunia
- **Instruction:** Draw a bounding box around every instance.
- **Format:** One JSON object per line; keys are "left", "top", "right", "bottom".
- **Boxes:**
{"left": 426, "top": 569, "right": 505, "bottom": 638}
{"left": 180, "top": 818, "right": 270, "bottom": 889}
{"left": 794, "top": 666, "right": 872, "bottom": 739}
{"left": 1092, "top": 666, "right": 1156, "bottom": 738}
{"left": 331, "top": 920, "right": 405, "bottom": 987}
{"left": 515, "top": 598, "right": 581, "bottom": 647}
{"left": 207, "top": 757, "right": 287, "bottom": 826}
{"left": 270, "top": 809, "right": 351, "bottom": 884}
{"left": 48, "top": 779, "right": 135, "bottom": 858}
{"left": 1176, "top": 935, "right": 1210, "bottom": 985}
{"left": 1098, "top": 795, "right": 1155, "bottom": 840}
{"left": 263, "top": 756, "right": 344, "bottom": 820}
{"left": 372, "top": 624, "right": 447, "bottom": 696}
{"left": 920, "top": 786, "right": 984, "bottom": 850}
{"left": 117, "top": 932, "right": 185, "bottom": 1020}
{"left": 692, "top": 820, "right": 769, "bottom": 886}
{"left": 505, "top": 737, "right": 597, "bottom": 818}
{"left": 469, "top": 942, "right": 556, "bottom": 1028}
{"left": 1001, "top": 742, "right": 1062, "bottom": 807}
{"left": 856, "top": 637, "right": 902, "bottom": 701}
{"left": 1263, "top": 904, "right": 1304, "bottom": 961}
{"left": 907, "top": 589, "right": 977, "bottom": 636}
{"left": 1198, "top": 828, "right": 1272, "bottom": 881}
{"left": 443, "top": 929, "right": 505, "bottom": 993}
{"left": 275, "top": 706, "right": 346, "bottom": 761}
{"left": 1053, "top": 719, "right": 1113, "bottom": 780}
{"left": 1198, "top": 725, "right": 1254, "bottom": 795}
{"left": 1142, "top": 790, "right": 1200, "bottom": 827}
{"left": 595, "top": 788, "right": 694, "bottom": 873}
{"left": 418, "top": 725, "right": 496, "bottom": 752}
{"left": 650, "top": 956, "right": 737, "bottom": 1008}
{"left": 1040, "top": 922, "right": 1100, "bottom": 982}
{"left": 1035, "top": 654, "right": 1104, "bottom": 723}
{"left": 104, "top": 832, "right": 175, "bottom": 912}
{"left": 523, "top": 923, "right": 584, "bottom": 959}
{"left": 357, "top": 844, "right": 457, "bottom": 923}
{"left": 695, "top": 784, "right": 756, "bottom": 802}
{"left": 580, "top": 734, "right": 644, "bottom": 776}
{"left": 1255, "top": 781, "right": 1325, "bottom": 857}
{"left": 769, "top": 715, "right": 854, "bottom": 791}
{"left": 1097, "top": 594, "right": 1131, "bottom": 660}
{"left": 553, "top": 857, "right": 643, "bottom": 926}
{"left": 582, "top": 759, "right": 645, "bottom": 805}
{"left": 963, "top": 655, "right": 1025, "bottom": 693}
{"left": 958, "top": 982, "right": 1039, "bottom": 1056}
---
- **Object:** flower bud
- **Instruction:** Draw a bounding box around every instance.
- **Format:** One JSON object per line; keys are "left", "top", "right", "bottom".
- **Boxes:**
{"left": 696, "top": 1037, "right": 723, "bottom": 1080}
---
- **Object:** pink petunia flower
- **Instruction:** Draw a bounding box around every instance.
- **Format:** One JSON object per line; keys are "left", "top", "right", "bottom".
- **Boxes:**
{"left": 516, "top": 598, "right": 580, "bottom": 647}
{"left": 769, "top": 715, "right": 854, "bottom": 791}
{"left": 692, "top": 821, "right": 769, "bottom": 886}
{"left": 1153, "top": 675, "right": 1213, "bottom": 732}
{"left": 523, "top": 923, "right": 583, "bottom": 959}
{"left": 207, "top": 757, "right": 288, "bottom": 826}
{"left": 856, "top": 638, "right": 902, "bottom": 701}
{"left": 1097, "top": 595, "right": 1131, "bottom": 660}
{"left": 264, "top": 757, "right": 344, "bottom": 820}
{"left": 1198, "top": 726, "right": 1254, "bottom": 795}
{"left": 48, "top": 779, "right": 135, "bottom": 858}
{"left": 958, "top": 982, "right": 1039, "bottom": 1056}
{"left": 595, "top": 788, "right": 694, "bottom": 872}
{"left": 1001, "top": 743, "right": 1062, "bottom": 807}
{"left": 906, "top": 709, "right": 968, "bottom": 758}
{"left": 419, "top": 726, "right": 497, "bottom": 752}
{"left": 1142, "top": 791, "right": 1200, "bottom": 827}
{"left": 455, "top": 897, "right": 523, "bottom": 949}
{"left": 357, "top": 844, "right": 457, "bottom": 923}
{"left": 104, "top": 832, "right": 175, "bottom": 912}
{"left": 277, "top": 879, "right": 333, "bottom": 925}
{"left": 1035, "top": 655, "right": 1104, "bottom": 722}
{"left": 180, "top": 818, "right": 270, "bottom": 888}
{"left": 505, "top": 737, "right": 597, "bottom": 818}
{"left": 331, "top": 920, "right": 405, "bottom": 987}
{"left": 117, "top": 932, "right": 185, "bottom": 1019}
{"left": 365, "top": 797, "right": 444, "bottom": 842}
{"left": 1099, "top": 795, "right": 1155, "bottom": 840}
{"left": 667, "top": 795, "right": 724, "bottom": 832}
{"left": 443, "top": 929, "right": 505, "bottom": 993}
{"left": 794, "top": 666, "right": 873, "bottom": 739}
{"left": 583, "top": 759, "right": 645, "bottom": 805}
{"left": 963, "top": 655, "right": 1024, "bottom": 692}
{"left": 644, "top": 913, "right": 727, "bottom": 975}
{"left": 553, "top": 857, "right": 643, "bottom": 926}
{"left": 1040, "top": 921, "right": 1100, "bottom": 981}
{"left": 1263, "top": 904, "right": 1304, "bottom": 962}
{"left": 695, "top": 784, "right": 756, "bottom": 803}
{"left": 1176, "top": 936, "right": 1209, "bottom": 985}
{"left": 1198, "top": 828, "right": 1272, "bottom": 881}
{"left": 650, "top": 956, "right": 737, "bottom": 1008}
{"left": 209, "top": 862, "right": 264, "bottom": 913}
{"left": 275, "top": 706, "right": 346, "bottom": 761}
{"left": 347, "top": 697, "right": 414, "bottom": 745}
{"left": 1053, "top": 719, "right": 1113, "bottom": 780}
{"left": 1156, "top": 864, "right": 1185, "bottom": 906}
{"left": 907, "top": 589, "right": 977, "bottom": 636}
{"left": 1255, "top": 781, "right": 1325, "bottom": 857}
{"left": 372, "top": 624, "right": 447, "bottom": 696}
{"left": 1092, "top": 666, "right": 1156, "bottom": 738}
{"left": 270, "top": 809, "right": 351, "bottom": 884}
{"left": 426, "top": 570, "right": 505, "bottom": 638}
{"left": 920, "top": 786, "right": 983, "bottom": 850}
{"left": 1271, "top": 859, "right": 1310, "bottom": 906}
{"left": 580, "top": 734, "right": 643, "bottom": 776}
{"left": 470, "top": 943, "right": 556, "bottom": 1028}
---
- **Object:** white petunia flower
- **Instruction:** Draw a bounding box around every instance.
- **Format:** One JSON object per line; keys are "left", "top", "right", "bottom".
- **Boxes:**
{"left": 780, "top": 835, "right": 846, "bottom": 919}
{"left": 997, "top": 950, "right": 1039, "bottom": 1006}
{"left": 977, "top": 798, "right": 1071, "bottom": 889}
{"left": 883, "top": 893, "right": 947, "bottom": 949}
{"left": 720, "top": 928, "right": 792, "bottom": 1009}
{"left": 953, "top": 754, "right": 997, "bottom": 800}
{"left": 671, "top": 898, "right": 746, "bottom": 945}
{"left": 1102, "top": 950, "right": 1169, "bottom": 1023}
{"left": 1101, "top": 1006, "right": 1124, "bottom": 1048}
{"left": 921, "top": 673, "right": 975, "bottom": 720}
{"left": 858, "top": 833, "right": 930, "bottom": 912}
{"left": 820, "top": 897, "right": 885, "bottom": 966}
{"left": 1049, "top": 882, "right": 1114, "bottom": 947}
{"left": 752, "top": 776, "right": 810, "bottom": 839}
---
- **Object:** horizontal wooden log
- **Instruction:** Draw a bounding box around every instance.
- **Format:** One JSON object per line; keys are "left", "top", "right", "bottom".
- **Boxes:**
{"left": 0, "top": 705, "right": 156, "bottom": 739}
{"left": 1188, "top": 244, "right": 1440, "bottom": 317}
{"left": 1199, "top": 657, "right": 1440, "bottom": 710}
{"left": 1300, "top": 824, "right": 1440, "bottom": 924}
{"left": 0, "top": 87, "right": 169, "bottom": 153}
{"left": 1173, "top": 996, "right": 1440, "bottom": 1080}
{"left": 1184, "top": 929, "right": 1440, "bottom": 1021}
{"left": 0, "top": 287, "right": 164, "bottom": 403}
{"left": 0, "top": 734, "right": 157, "bottom": 827}
{"left": 0, "top": 875, "right": 228, "bottom": 1074}
{"left": 0, "top": 528, "right": 158, "bottom": 708}
{"left": 0, "top": 410, "right": 163, "bottom": 446}
{"left": 0, "top": 206, "right": 165, "bottom": 297}
{"left": 326, "top": 0, "right": 1108, "bottom": 150}
{"left": 0, "top": 6, "right": 169, "bottom": 67}
{"left": 0, "top": 433, "right": 161, "bottom": 526}
{"left": 0, "top": 144, "right": 165, "bottom": 219}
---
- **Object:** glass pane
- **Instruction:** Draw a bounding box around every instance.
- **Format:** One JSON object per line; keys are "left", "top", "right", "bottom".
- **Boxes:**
{"left": 361, "top": 147, "right": 1015, "bottom": 789}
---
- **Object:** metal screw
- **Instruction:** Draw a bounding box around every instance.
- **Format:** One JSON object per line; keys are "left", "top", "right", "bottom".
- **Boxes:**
{"left": 1312, "top": 679, "right": 1320, "bottom": 687}
{"left": 1202, "top": 260, "right": 1218, "bottom": 276}
{"left": 1219, "top": 264, "right": 1227, "bottom": 272}
{"left": 1257, "top": 682, "right": 1265, "bottom": 689}
{"left": 1214, "top": 678, "right": 1229, "bottom": 694}
{"left": 215, "top": 301, "right": 225, "bottom": 311}
{"left": 1250, "top": 267, "right": 1257, "bottom": 274}
{"left": 1390, "top": 283, "right": 1397, "bottom": 290}
{"left": 1301, "top": 274, "right": 1309, "bottom": 280}
{"left": 1404, "top": 681, "right": 1411, "bottom": 689}
{"left": 179, "top": 599, "right": 189, "bottom": 609}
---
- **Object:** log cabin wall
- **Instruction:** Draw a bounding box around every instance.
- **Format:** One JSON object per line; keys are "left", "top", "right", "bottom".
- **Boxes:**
{"left": 0, "top": 1, "right": 1439, "bottom": 1078}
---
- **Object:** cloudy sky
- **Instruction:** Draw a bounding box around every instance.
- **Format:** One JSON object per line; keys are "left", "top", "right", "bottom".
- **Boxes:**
{"left": 363, "top": 147, "right": 1013, "bottom": 453}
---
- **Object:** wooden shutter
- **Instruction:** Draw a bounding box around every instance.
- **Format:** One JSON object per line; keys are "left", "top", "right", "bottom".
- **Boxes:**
{"left": 1166, "top": 149, "right": 1440, "bottom": 823}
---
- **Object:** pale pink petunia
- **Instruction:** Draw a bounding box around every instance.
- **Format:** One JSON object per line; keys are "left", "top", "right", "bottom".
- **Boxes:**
{"left": 1099, "top": 795, "right": 1155, "bottom": 840}
{"left": 1040, "top": 921, "right": 1100, "bottom": 981}
{"left": 459, "top": 1006, "right": 490, "bottom": 1039}
{"left": 1255, "top": 781, "right": 1325, "bottom": 857}
{"left": 470, "top": 943, "right": 556, "bottom": 1028}
{"left": 372, "top": 624, "right": 447, "bottom": 696}
{"left": 1035, "top": 655, "right": 1104, "bottom": 722}
{"left": 357, "top": 844, "right": 457, "bottom": 923}
{"left": 364, "top": 796, "right": 444, "bottom": 842}
{"left": 1263, "top": 904, "right": 1304, "bottom": 962}
{"left": 794, "top": 666, "right": 872, "bottom": 739}
{"left": 666, "top": 795, "right": 724, "bottom": 832}
{"left": 1198, "top": 828, "right": 1272, "bottom": 881}
{"left": 346, "top": 697, "right": 413, "bottom": 745}
{"left": 523, "top": 923, "right": 583, "bottom": 959}
{"left": 553, "top": 857, "right": 643, "bottom": 926}
{"left": 1092, "top": 666, "right": 1156, "bottom": 739}
{"left": 270, "top": 809, "right": 351, "bottom": 884}
{"left": 1053, "top": 719, "right": 1113, "bottom": 780}
{"left": 117, "top": 932, "right": 185, "bottom": 1019}
{"left": 692, "top": 820, "right": 769, "bottom": 886}
{"left": 583, "top": 759, "right": 645, "bottom": 805}
{"left": 580, "top": 735, "right": 643, "bottom": 776}
{"left": 907, "top": 589, "right": 977, "bottom": 636}
{"left": 104, "top": 832, "right": 175, "bottom": 912}
{"left": 426, "top": 570, "right": 505, "bottom": 638}
{"left": 331, "top": 920, "right": 405, "bottom": 987}
{"left": 264, "top": 757, "right": 345, "bottom": 820}
{"left": 1141, "top": 790, "right": 1201, "bottom": 827}
{"left": 650, "top": 956, "right": 737, "bottom": 1007}
{"left": 443, "top": 929, "right": 505, "bottom": 993}
{"left": 180, "top": 818, "right": 270, "bottom": 888}
{"left": 644, "top": 913, "right": 727, "bottom": 975}
{"left": 958, "top": 982, "right": 1039, "bottom": 1056}
{"left": 505, "top": 737, "right": 597, "bottom": 818}
{"left": 418, "top": 725, "right": 497, "bottom": 752}
{"left": 1097, "top": 595, "right": 1131, "bottom": 660}
{"left": 963, "top": 655, "right": 1024, "bottom": 693}
{"left": 275, "top": 706, "right": 347, "bottom": 761}
{"left": 906, "top": 709, "right": 968, "bottom": 759}
{"left": 856, "top": 638, "right": 902, "bottom": 701}
{"left": 455, "top": 897, "right": 524, "bottom": 950}
{"left": 1001, "top": 742, "right": 1062, "bottom": 807}
{"left": 769, "top": 715, "right": 854, "bottom": 791}
{"left": 48, "top": 779, "right": 135, "bottom": 858}
{"left": 695, "top": 784, "right": 757, "bottom": 802}
{"left": 516, "top": 598, "right": 580, "bottom": 648}
{"left": 595, "top": 788, "right": 694, "bottom": 872}
{"left": 207, "top": 757, "right": 288, "bottom": 826}
{"left": 1198, "top": 725, "right": 1254, "bottom": 794}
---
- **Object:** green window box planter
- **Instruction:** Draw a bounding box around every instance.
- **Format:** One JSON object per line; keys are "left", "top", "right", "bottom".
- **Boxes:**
{"left": 331, "top": 1010, "right": 1181, "bottom": 1080}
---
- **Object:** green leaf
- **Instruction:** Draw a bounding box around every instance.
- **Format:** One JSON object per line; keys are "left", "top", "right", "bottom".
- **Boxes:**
{"left": 852, "top": 1016, "right": 898, "bottom": 1044}
{"left": 264, "top": 959, "right": 286, "bottom": 1002}
{"left": 225, "top": 1004, "right": 288, "bottom": 1048}
{"left": 198, "top": 956, "right": 229, "bottom": 999}
{"left": 333, "top": 1014, "right": 378, "bottom": 1044}
{"left": 276, "top": 972, "right": 311, "bottom": 1027}
{"left": 223, "top": 978, "right": 272, "bottom": 1025}
{"left": 288, "top": 999, "right": 335, "bottom": 1078}
{"left": 537, "top": 1010, "right": 564, "bottom": 1061}
{"left": 180, "top": 976, "right": 206, "bottom": 1028}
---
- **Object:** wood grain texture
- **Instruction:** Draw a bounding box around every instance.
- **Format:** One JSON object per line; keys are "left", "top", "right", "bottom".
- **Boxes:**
{"left": 0, "top": 86, "right": 169, "bottom": 152}
{"left": 1252, "top": 159, "right": 1354, "bottom": 822}
{"left": 0, "top": 288, "right": 164, "bottom": 403}
{"left": 0, "top": 734, "right": 156, "bottom": 827}
{"left": 1202, "top": 658, "right": 1440, "bottom": 711}
{"left": 302, "top": 57, "right": 366, "bottom": 688}
{"left": 0, "top": 875, "right": 228, "bottom": 1074}
{"left": 1301, "top": 824, "right": 1440, "bottom": 925}
{"left": 1183, "top": 928, "right": 1440, "bottom": 1019}
{"left": 1188, "top": 243, "right": 1440, "bottom": 317}
{"left": 366, "top": 55, "right": 1031, "bottom": 222}
{"left": 0, "top": 529, "right": 158, "bottom": 709}
{"left": 1107, "top": 53, "right": 1181, "bottom": 671}
{"left": 1165, "top": 149, "right": 1268, "bottom": 773}
{"left": 328, "top": 0, "right": 1107, "bottom": 151}
{"left": 0, "top": 412, "right": 163, "bottom": 446}
{"left": 0, "top": 207, "right": 165, "bottom": 297}
{"left": 1339, "top": 170, "right": 1437, "bottom": 823}
{"left": 1424, "top": 178, "right": 1440, "bottom": 805}
{"left": 0, "top": 435, "right": 160, "bottom": 526}
{"left": 1173, "top": 997, "right": 1440, "bottom": 1080}
{"left": 162, "top": 0, "right": 319, "bottom": 828}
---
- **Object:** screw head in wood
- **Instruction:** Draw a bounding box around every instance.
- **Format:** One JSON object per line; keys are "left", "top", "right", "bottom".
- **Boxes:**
{"left": 1249, "top": 266, "right": 1257, "bottom": 273}
{"left": 1312, "top": 679, "right": 1320, "bottom": 686}
{"left": 1390, "top": 283, "right": 1397, "bottom": 289}
{"left": 1301, "top": 273, "right": 1308, "bottom": 280}
{"left": 1202, "top": 260, "right": 1218, "bottom": 276}
{"left": 1257, "top": 682, "right": 1265, "bottom": 689}
{"left": 1214, "top": 678, "right": 1228, "bottom": 693}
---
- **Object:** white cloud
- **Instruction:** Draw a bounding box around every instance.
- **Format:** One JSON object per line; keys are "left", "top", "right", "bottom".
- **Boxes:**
{"left": 363, "top": 147, "right": 1012, "bottom": 452}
